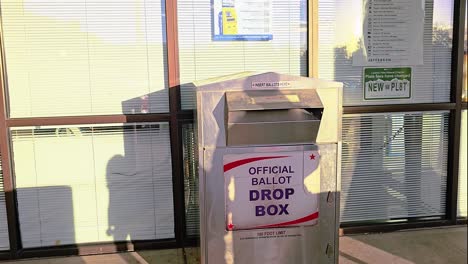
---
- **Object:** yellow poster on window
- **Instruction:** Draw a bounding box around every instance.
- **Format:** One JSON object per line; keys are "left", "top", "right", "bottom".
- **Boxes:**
{"left": 213, "top": 0, "right": 272, "bottom": 41}
{"left": 222, "top": 7, "right": 238, "bottom": 35}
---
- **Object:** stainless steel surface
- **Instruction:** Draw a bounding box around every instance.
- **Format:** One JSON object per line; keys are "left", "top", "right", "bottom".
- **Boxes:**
{"left": 225, "top": 144, "right": 318, "bottom": 153}
{"left": 227, "top": 116, "right": 321, "bottom": 146}
{"left": 196, "top": 72, "right": 342, "bottom": 264}
{"left": 228, "top": 109, "right": 321, "bottom": 123}
{"left": 202, "top": 144, "right": 338, "bottom": 263}
{"left": 227, "top": 109, "right": 322, "bottom": 146}
{"left": 226, "top": 89, "right": 324, "bottom": 146}
{"left": 226, "top": 89, "right": 323, "bottom": 111}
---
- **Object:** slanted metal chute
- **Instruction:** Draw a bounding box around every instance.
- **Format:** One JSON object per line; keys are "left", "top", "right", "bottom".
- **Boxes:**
{"left": 226, "top": 89, "right": 323, "bottom": 146}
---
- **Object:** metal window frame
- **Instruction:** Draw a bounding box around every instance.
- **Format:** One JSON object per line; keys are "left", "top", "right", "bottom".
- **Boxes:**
{"left": 0, "top": 0, "right": 465, "bottom": 261}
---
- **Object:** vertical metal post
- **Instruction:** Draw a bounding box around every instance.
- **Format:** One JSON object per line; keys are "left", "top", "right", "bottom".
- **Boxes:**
{"left": 0, "top": 26, "right": 20, "bottom": 258}
{"left": 446, "top": 0, "right": 466, "bottom": 223}
{"left": 165, "top": 0, "right": 187, "bottom": 247}
{"left": 308, "top": 0, "right": 319, "bottom": 78}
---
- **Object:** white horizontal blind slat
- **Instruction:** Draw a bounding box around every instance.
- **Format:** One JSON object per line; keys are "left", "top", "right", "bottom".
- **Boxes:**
{"left": 1, "top": 0, "right": 169, "bottom": 118}
{"left": 318, "top": 0, "right": 453, "bottom": 106}
{"left": 458, "top": 110, "right": 467, "bottom": 217}
{"left": 11, "top": 123, "right": 174, "bottom": 248}
{"left": 178, "top": 0, "right": 307, "bottom": 109}
{"left": 341, "top": 111, "right": 449, "bottom": 223}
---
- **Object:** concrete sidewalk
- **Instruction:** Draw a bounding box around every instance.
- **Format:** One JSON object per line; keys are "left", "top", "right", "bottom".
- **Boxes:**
{"left": 339, "top": 226, "right": 467, "bottom": 264}
{"left": 1, "top": 226, "right": 466, "bottom": 264}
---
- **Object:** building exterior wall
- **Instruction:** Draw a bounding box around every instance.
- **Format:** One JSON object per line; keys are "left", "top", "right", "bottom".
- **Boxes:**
{"left": 0, "top": 0, "right": 465, "bottom": 259}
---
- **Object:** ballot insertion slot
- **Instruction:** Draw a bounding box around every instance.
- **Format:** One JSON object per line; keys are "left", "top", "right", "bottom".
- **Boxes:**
{"left": 225, "top": 90, "right": 323, "bottom": 146}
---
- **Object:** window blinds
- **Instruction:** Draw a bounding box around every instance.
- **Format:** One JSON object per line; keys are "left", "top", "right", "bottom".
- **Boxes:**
{"left": 182, "top": 123, "right": 199, "bottom": 238}
{"left": 0, "top": 157, "right": 10, "bottom": 250}
{"left": 341, "top": 111, "right": 449, "bottom": 223}
{"left": 177, "top": 0, "right": 307, "bottom": 109}
{"left": 318, "top": 0, "right": 453, "bottom": 106}
{"left": 1, "top": 0, "right": 169, "bottom": 118}
{"left": 458, "top": 110, "right": 467, "bottom": 217}
{"left": 11, "top": 123, "right": 174, "bottom": 248}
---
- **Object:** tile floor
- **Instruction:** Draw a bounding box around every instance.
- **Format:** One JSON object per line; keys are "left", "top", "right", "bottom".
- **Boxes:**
{"left": 0, "top": 226, "right": 465, "bottom": 264}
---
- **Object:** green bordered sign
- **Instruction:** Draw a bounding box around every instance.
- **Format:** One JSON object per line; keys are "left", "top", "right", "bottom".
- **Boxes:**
{"left": 363, "top": 67, "right": 412, "bottom": 100}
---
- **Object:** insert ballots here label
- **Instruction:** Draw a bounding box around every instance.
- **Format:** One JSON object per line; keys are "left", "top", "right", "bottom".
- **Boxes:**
{"left": 224, "top": 150, "right": 320, "bottom": 231}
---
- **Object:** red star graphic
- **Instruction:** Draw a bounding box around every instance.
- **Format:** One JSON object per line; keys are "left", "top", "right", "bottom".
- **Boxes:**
{"left": 227, "top": 223, "right": 234, "bottom": 230}
{"left": 309, "top": 154, "right": 316, "bottom": 160}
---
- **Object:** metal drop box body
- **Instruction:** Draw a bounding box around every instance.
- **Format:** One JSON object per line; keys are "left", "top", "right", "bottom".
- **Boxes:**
{"left": 195, "top": 72, "right": 342, "bottom": 264}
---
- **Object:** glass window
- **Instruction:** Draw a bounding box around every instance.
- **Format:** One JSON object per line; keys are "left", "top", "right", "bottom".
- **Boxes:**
{"left": 319, "top": 0, "right": 454, "bottom": 105}
{"left": 0, "top": 157, "right": 9, "bottom": 250}
{"left": 177, "top": 0, "right": 308, "bottom": 109}
{"left": 11, "top": 123, "right": 174, "bottom": 247}
{"left": 458, "top": 110, "right": 467, "bottom": 217}
{"left": 1, "top": 0, "right": 169, "bottom": 117}
{"left": 182, "top": 123, "right": 199, "bottom": 238}
{"left": 341, "top": 111, "right": 449, "bottom": 223}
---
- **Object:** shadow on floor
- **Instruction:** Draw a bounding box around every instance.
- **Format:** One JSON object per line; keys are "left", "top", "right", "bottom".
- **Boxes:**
{"left": 0, "top": 227, "right": 465, "bottom": 264}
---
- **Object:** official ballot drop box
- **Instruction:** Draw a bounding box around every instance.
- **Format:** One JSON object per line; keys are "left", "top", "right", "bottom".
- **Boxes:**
{"left": 195, "top": 72, "right": 342, "bottom": 264}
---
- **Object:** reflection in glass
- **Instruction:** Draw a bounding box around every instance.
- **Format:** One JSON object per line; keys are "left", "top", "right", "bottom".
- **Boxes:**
{"left": 319, "top": 0, "right": 454, "bottom": 105}
{"left": 178, "top": 0, "right": 308, "bottom": 109}
{"left": 11, "top": 123, "right": 174, "bottom": 247}
{"left": 182, "top": 123, "right": 200, "bottom": 238}
{"left": 341, "top": 112, "right": 449, "bottom": 223}
{"left": 458, "top": 110, "right": 467, "bottom": 217}
{"left": 1, "top": 0, "right": 169, "bottom": 117}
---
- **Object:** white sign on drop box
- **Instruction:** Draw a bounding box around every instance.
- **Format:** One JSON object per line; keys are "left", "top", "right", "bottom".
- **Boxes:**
{"left": 224, "top": 150, "right": 320, "bottom": 231}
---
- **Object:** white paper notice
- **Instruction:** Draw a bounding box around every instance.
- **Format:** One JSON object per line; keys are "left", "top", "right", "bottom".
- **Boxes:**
{"left": 213, "top": 0, "right": 273, "bottom": 41}
{"left": 353, "top": 0, "right": 425, "bottom": 66}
